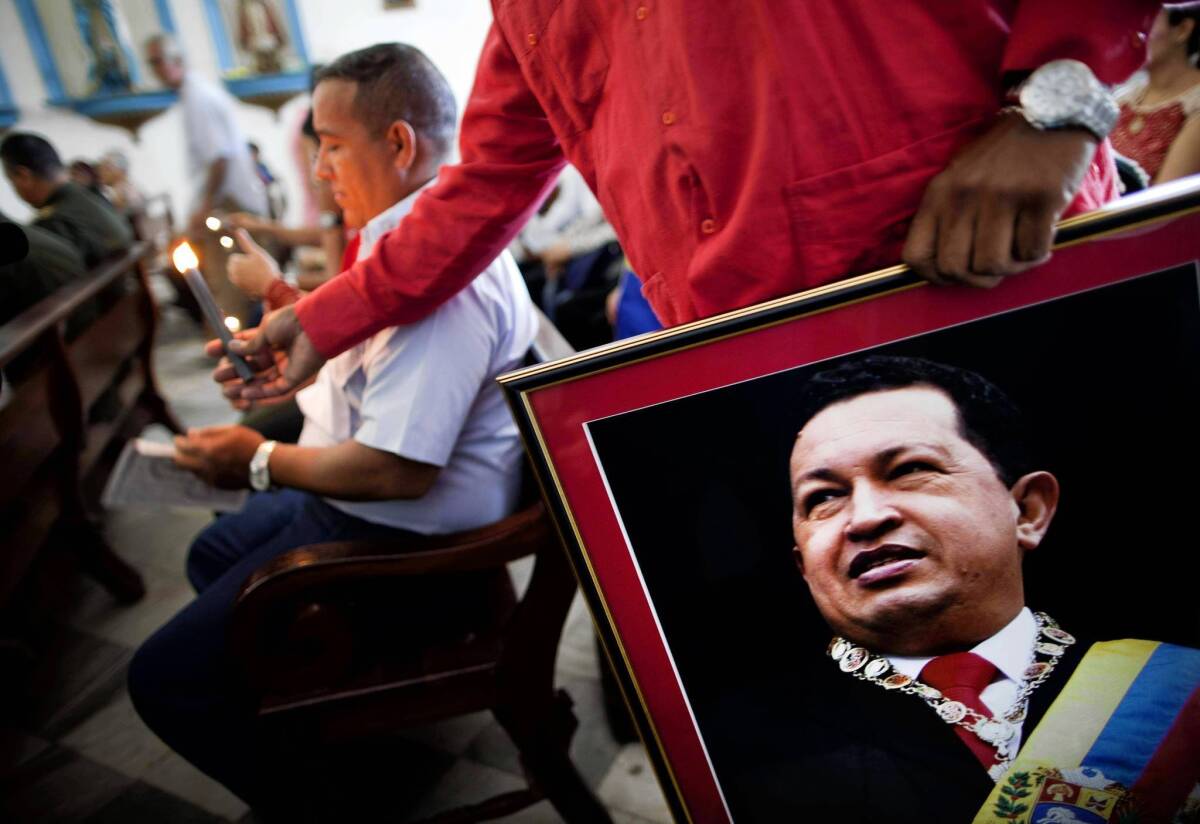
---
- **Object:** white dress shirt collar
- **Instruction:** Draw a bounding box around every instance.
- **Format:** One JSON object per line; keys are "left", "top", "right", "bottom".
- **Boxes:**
{"left": 885, "top": 607, "right": 1037, "bottom": 683}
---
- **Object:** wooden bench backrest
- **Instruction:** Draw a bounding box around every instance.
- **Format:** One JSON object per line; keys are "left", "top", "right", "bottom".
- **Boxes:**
{"left": 0, "top": 240, "right": 156, "bottom": 604}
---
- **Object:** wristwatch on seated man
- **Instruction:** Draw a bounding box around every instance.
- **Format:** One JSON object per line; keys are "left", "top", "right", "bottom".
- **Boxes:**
{"left": 249, "top": 439, "right": 278, "bottom": 492}
{"left": 1009, "top": 59, "right": 1119, "bottom": 141}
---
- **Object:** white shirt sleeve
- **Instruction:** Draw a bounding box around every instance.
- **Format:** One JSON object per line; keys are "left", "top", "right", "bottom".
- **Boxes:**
{"left": 353, "top": 286, "right": 500, "bottom": 467}
{"left": 184, "top": 80, "right": 241, "bottom": 168}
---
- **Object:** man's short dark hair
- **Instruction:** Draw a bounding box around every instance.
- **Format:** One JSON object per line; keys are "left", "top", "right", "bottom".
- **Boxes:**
{"left": 0, "top": 133, "right": 63, "bottom": 178}
{"left": 314, "top": 43, "right": 457, "bottom": 159}
{"left": 794, "top": 355, "right": 1034, "bottom": 487}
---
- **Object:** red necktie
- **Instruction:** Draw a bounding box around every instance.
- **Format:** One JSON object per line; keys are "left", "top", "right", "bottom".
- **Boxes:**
{"left": 920, "top": 652, "right": 999, "bottom": 769}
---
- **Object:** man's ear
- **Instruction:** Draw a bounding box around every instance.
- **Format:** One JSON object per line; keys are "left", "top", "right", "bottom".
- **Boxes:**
{"left": 387, "top": 120, "right": 417, "bottom": 173}
{"left": 792, "top": 544, "right": 806, "bottom": 575}
{"left": 1178, "top": 17, "right": 1196, "bottom": 47}
{"left": 1011, "top": 471, "right": 1059, "bottom": 552}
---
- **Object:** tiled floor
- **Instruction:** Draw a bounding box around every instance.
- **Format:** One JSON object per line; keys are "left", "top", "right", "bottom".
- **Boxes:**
{"left": 1, "top": 302, "right": 673, "bottom": 823}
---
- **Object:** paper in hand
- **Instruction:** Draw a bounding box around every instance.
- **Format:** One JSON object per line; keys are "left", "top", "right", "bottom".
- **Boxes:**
{"left": 101, "top": 438, "right": 249, "bottom": 512}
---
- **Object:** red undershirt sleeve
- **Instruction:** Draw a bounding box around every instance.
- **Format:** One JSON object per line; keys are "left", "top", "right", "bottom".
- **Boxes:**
{"left": 294, "top": 22, "right": 567, "bottom": 358}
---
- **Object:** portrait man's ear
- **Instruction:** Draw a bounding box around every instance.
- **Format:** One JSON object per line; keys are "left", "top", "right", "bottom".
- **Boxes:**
{"left": 1012, "top": 470, "right": 1060, "bottom": 552}
{"left": 792, "top": 544, "right": 804, "bottom": 574}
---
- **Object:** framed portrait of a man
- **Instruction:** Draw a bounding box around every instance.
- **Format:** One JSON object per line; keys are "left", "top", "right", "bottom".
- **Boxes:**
{"left": 501, "top": 179, "right": 1200, "bottom": 824}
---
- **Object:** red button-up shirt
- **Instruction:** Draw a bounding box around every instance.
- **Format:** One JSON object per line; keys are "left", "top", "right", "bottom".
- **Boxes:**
{"left": 297, "top": 1, "right": 1156, "bottom": 356}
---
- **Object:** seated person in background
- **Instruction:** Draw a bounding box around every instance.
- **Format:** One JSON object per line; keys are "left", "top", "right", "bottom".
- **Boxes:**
{"left": 509, "top": 163, "right": 620, "bottom": 349}
{"left": 227, "top": 110, "right": 347, "bottom": 291}
{"left": 97, "top": 150, "right": 146, "bottom": 216}
{"left": 0, "top": 212, "right": 88, "bottom": 328}
{"left": 0, "top": 133, "right": 133, "bottom": 267}
{"left": 127, "top": 41, "right": 537, "bottom": 806}
{"left": 68, "top": 159, "right": 107, "bottom": 201}
{"left": 1112, "top": 3, "right": 1200, "bottom": 183}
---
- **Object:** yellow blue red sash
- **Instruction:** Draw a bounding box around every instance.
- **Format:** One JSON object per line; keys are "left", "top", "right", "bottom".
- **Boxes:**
{"left": 973, "top": 640, "right": 1200, "bottom": 824}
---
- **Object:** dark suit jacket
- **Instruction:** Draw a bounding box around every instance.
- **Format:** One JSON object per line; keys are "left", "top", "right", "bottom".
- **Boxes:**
{"left": 704, "top": 639, "right": 1089, "bottom": 823}
{"left": 0, "top": 217, "right": 87, "bottom": 327}
{"left": 33, "top": 181, "right": 133, "bottom": 267}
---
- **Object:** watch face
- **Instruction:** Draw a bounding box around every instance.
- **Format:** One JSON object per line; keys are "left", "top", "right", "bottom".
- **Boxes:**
{"left": 1019, "top": 59, "right": 1116, "bottom": 137}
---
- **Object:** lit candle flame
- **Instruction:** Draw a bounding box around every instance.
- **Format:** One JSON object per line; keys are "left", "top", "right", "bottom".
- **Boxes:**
{"left": 171, "top": 241, "right": 199, "bottom": 272}
{"left": 219, "top": 235, "right": 234, "bottom": 249}
{"left": 205, "top": 216, "right": 222, "bottom": 231}
{"left": 224, "top": 316, "right": 241, "bottom": 333}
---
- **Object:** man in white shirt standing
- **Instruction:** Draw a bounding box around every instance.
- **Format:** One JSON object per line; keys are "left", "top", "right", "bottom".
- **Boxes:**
{"left": 128, "top": 43, "right": 537, "bottom": 806}
{"left": 145, "top": 33, "right": 268, "bottom": 321}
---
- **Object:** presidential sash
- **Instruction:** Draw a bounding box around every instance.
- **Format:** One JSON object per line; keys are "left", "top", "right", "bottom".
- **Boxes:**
{"left": 973, "top": 640, "right": 1200, "bottom": 824}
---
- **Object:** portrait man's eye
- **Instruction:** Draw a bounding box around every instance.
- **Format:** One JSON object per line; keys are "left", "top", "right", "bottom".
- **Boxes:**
{"left": 890, "top": 460, "right": 939, "bottom": 479}
{"left": 802, "top": 488, "right": 843, "bottom": 517}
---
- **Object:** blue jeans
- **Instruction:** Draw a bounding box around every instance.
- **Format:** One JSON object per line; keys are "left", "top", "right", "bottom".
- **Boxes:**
{"left": 614, "top": 270, "right": 663, "bottom": 340}
{"left": 128, "top": 489, "right": 416, "bottom": 803}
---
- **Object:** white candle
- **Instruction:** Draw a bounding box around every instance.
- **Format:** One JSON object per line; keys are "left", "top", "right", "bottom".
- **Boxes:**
{"left": 171, "top": 242, "right": 255, "bottom": 381}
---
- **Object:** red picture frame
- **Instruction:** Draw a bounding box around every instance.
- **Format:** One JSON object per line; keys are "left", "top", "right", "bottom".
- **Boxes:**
{"left": 500, "top": 178, "right": 1200, "bottom": 824}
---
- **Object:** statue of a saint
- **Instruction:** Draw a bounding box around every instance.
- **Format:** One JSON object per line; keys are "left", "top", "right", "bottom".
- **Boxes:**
{"left": 237, "top": 0, "right": 288, "bottom": 75}
{"left": 73, "top": 0, "right": 138, "bottom": 95}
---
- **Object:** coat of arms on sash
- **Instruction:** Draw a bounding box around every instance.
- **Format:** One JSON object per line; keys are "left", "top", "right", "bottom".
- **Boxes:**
{"left": 990, "top": 767, "right": 1138, "bottom": 823}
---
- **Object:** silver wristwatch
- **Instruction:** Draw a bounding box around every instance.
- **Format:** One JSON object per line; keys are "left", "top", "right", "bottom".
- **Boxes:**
{"left": 249, "top": 439, "right": 278, "bottom": 491}
{"left": 1014, "top": 59, "right": 1119, "bottom": 141}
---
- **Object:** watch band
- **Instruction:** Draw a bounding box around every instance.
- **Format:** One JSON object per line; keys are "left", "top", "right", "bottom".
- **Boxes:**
{"left": 249, "top": 439, "right": 278, "bottom": 492}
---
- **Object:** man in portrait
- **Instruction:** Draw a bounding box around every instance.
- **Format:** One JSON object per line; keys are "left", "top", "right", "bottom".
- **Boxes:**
{"left": 717, "top": 355, "right": 1200, "bottom": 823}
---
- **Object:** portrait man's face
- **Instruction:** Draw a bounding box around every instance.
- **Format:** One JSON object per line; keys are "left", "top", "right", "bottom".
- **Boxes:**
{"left": 789, "top": 385, "right": 1058, "bottom": 654}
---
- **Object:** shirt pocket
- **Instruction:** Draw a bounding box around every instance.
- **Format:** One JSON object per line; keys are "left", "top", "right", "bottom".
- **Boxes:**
{"left": 784, "top": 117, "right": 990, "bottom": 284}
{"left": 495, "top": 0, "right": 611, "bottom": 136}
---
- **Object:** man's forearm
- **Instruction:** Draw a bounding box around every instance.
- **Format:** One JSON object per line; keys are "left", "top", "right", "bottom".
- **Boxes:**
{"left": 200, "top": 157, "right": 229, "bottom": 213}
{"left": 268, "top": 440, "right": 437, "bottom": 501}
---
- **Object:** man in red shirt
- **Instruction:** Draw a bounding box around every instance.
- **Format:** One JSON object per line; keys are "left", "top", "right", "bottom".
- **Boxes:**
{"left": 220, "top": 2, "right": 1158, "bottom": 399}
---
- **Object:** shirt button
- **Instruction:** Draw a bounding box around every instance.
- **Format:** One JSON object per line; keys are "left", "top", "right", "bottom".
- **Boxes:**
{"left": 700, "top": 218, "right": 717, "bottom": 234}
{"left": 635, "top": 5, "right": 649, "bottom": 20}
{"left": 527, "top": 32, "right": 538, "bottom": 47}
{"left": 661, "top": 110, "right": 677, "bottom": 125}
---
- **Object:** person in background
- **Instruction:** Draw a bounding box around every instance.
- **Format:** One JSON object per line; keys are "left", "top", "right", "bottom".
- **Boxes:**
{"left": 144, "top": 33, "right": 267, "bottom": 228}
{"left": 68, "top": 159, "right": 107, "bottom": 201}
{"left": 1, "top": 133, "right": 133, "bottom": 267}
{"left": 247, "top": 140, "right": 286, "bottom": 220}
{"left": 98, "top": 149, "right": 146, "bottom": 215}
{"left": 228, "top": 111, "right": 346, "bottom": 291}
{"left": 1113, "top": 2, "right": 1200, "bottom": 182}
{"left": 0, "top": 212, "right": 89, "bottom": 329}
{"left": 247, "top": 141, "right": 274, "bottom": 187}
{"left": 145, "top": 32, "right": 267, "bottom": 325}
{"left": 509, "top": 163, "right": 620, "bottom": 349}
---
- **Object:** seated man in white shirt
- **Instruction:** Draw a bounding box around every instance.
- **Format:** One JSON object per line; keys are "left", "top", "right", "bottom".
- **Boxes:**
{"left": 127, "top": 43, "right": 537, "bottom": 805}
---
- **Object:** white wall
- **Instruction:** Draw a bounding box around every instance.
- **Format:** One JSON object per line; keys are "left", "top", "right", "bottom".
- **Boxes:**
{"left": 0, "top": 0, "right": 494, "bottom": 225}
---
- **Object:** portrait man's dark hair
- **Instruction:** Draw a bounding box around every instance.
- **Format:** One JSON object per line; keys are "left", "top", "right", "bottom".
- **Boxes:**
{"left": 0, "top": 133, "right": 63, "bottom": 178}
{"left": 313, "top": 43, "right": 457, "bottom": 157}
{"left": 795, "top": 355, "right": 1034, "bottom": 487}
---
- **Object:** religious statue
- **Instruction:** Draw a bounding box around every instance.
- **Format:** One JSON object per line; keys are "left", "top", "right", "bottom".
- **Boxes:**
{"left": 237, "top": 0, "right": 288, "bottom": 75}
{"left": 73, "top": 0, "right": 138, "bottom": 95}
